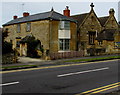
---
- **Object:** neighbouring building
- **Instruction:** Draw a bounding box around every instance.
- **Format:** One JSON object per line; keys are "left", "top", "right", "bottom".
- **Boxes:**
{"left": 0, "top": 27, "right": 2, "bottom": 43}
{"left": 71, "top": 3, "right": 120, "bottom": 56}
{"left": 2, "top": 3, "right": 120, "bottom": 59}
{"left": 2, "top": 8, "right": 77, "bottom": 59}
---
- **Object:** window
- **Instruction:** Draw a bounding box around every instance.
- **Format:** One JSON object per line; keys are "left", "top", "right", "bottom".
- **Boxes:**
{"left": 114, "top": 42, "right": 120, "bottom": 48}
{"left": 59, "top": 21, "right": 70, "bottom": 30}
{"left": 26, "top": 22, "right": 31, "bottom": 32}
{"left": 59, "top": 39, "right": 70, "bottom": 51}
{"left": 16, "top": 37, "right": 21, "bottom": 48}
{"left": 17, "top": 24, "right": 21, "bottom": 33}
{"left": 98, "top": 41, "right": 103, "bottom": 45}
{"left": 16, "top": 40, "right": 20, "bottom": 48}
{"left": 89, "top": 32, "right": 96, "bottom": 45}
{"left": 5, "top": 28, "right": 8, "bottom": 31}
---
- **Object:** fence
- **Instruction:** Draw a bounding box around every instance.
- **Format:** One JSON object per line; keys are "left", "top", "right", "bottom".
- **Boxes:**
{"left": 49, "top": 51, "right": 84, "bottom": 60}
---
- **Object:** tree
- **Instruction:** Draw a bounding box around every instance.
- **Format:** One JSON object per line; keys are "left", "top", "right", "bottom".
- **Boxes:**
{"left": 2, "top": 28, "right": 13, "bottom": 54}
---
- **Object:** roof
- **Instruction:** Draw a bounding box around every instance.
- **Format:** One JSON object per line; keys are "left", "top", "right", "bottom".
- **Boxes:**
{"left": 98, "top": 16, "right": 109, "bottom": 26}
{"left": 71, "top": 12, "right": 110, "bottom": 27}
{"left": 3, "top": 10, "right": 76, "bottom": 26}
{"left": 20, "top": 35, "right": 35, "bottom": 43}
{"left": 96, "top": 29, "right": 116, "bottom": 41}
{"left": 71, "top": 13, "right": 89, "bottom": 26}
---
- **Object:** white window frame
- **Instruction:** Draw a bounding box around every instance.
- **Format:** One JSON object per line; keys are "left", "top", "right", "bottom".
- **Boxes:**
{"left": 59, "top": 39, "right": 70, "bottom": 51}
{"left": 17, "top": 24, "right": 21, "bottom": 33}
{"left": 98, "top": 41, "right": 103, "bottom": 45}
{"left": 26, "top": 22, "right": 31, "bottom": 32}
{"left": 59, "top": 21, "right": 70, "bottom": 30}
{"left": 16, "top": 40, "right": 20, "bottom": 48}
{"left": 89, "top": 32, "right": 96, "bottom": 45}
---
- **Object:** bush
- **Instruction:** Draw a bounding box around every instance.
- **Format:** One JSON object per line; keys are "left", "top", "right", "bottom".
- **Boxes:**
{"left": 2, "top": 53, "right": 14, "bottom": 64}
{"left": 2, "top": 41, "right": 13, "bottom": 54}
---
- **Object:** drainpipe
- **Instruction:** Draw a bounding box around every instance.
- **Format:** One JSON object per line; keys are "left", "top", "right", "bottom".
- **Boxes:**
{"left": 49, "top": 18, "right": 52, "bottom": 57}
{"left": 96, "top": 30, "right": 98, "bottom": 37}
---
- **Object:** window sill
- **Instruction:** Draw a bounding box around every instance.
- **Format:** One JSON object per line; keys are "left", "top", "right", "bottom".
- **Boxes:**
{"left": 58, "top": 50, "right": 70, "bottom": 53}
{"left": 26, "top": 31, "right": 30, "bottom": 32}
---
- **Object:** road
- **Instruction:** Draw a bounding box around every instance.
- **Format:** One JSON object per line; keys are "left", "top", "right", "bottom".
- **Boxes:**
{"left": 1, "top": 59, "right": 120, "bottom": 94}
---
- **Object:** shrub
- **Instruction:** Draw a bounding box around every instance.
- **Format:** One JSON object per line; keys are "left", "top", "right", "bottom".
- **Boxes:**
{"left": 2, "top": 41, "right": 13, "bottom": 54}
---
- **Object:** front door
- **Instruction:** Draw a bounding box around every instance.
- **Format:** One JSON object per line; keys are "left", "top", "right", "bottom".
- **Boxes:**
{"left": 21, "top": 43, "right": 27, "bottom": 56}
{"left": 89, "top": 48, "right": 95, "bottom": 56}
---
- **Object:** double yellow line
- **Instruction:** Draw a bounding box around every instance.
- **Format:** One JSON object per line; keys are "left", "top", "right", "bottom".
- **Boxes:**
{"left": 76, "top": 82, "right": 120, "bottom": 95}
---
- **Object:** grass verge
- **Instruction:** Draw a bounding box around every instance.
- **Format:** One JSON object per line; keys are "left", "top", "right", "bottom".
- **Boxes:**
{"left": 2, "top": 65, "right": 38, "bottom": 69}
{"left": 63, "top": 56, "right": 120, "bottom": 63}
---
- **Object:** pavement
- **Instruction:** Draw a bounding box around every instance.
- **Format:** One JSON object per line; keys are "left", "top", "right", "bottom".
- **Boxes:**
{"left": 2, "top": 54, "right": 120, "bottom": 71}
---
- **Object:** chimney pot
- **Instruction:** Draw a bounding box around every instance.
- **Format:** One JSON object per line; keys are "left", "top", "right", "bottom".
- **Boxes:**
{"left": 23, "top": 12, "right": 29, "bottom": 17}
{"left": 66, "top": 6, "right": 69, "bottom": 10}
{"left": 13, "top": 15, "right": 17, "bottom": 19}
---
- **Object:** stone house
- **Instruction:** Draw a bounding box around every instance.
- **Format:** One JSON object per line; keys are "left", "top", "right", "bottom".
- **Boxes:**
{"left": 2, "top": 8, "right": 77, "bottom": 58}
{"left": 71, "top": 3, "right": 120, "bottom": 56}
{"left": 2, "top": 3, "right": 120, "bottom": 58}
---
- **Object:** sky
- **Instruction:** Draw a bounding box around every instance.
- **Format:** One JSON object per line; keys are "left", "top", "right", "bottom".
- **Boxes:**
{"left": 1, "top": 0, "right": 120, "bottom": 27}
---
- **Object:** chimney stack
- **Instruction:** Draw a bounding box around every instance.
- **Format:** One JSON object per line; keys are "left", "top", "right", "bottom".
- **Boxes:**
{"left": 23, "top": 12, "right": 29, "bottom": 17}
{"left": 63, "top": 6, "right": 70, "bottom": 17}
{"left": 13, "top": 15, "right": 18, "bottom": 19}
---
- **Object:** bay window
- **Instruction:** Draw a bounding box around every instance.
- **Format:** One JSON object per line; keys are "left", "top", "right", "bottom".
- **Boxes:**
{"left": 59, "top": 39, "right": 70, "bottom": 51}
{"left": 59, "top": 21, "right": 70, "bottom": 30}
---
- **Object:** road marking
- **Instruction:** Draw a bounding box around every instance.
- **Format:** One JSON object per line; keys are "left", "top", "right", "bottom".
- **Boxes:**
{"left": 76, "top": 82, "right": 120, "bottom": 95}
{"left": 80, "top": 82, "right": 120, "bottom": 94}
{"left": 90, "top": 85, "right": 119, "bottom": 94}
{"left": 0, "top": 81, "right": 19, "bottom": 86}
{"left": 1, "top": 59, "right": 118, "bottom": 74}
{"left": 57, "top": 67, "right": 109, "bottom": 77}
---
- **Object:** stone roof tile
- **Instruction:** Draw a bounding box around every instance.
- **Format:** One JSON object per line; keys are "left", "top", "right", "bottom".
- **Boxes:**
{"left": 3, "top": 10, "right": 76, "bottom": 26}
{"left": 70, "top": 13, "right": 89, "bottom": 26}
{"left": 98, "top": 16, "right": 109, "bottom": 26}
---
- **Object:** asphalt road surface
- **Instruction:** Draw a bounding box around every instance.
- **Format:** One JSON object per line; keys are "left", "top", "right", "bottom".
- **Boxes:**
{"left": 1, "top": 59, "right": 120, "bottom": 94}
